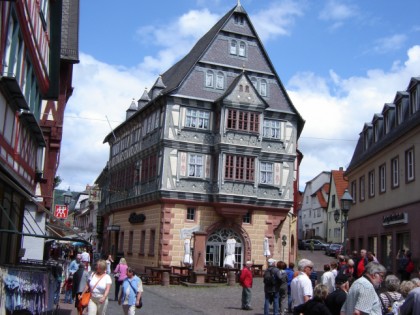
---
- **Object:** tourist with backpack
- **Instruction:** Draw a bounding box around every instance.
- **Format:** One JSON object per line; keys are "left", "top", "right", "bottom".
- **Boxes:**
{"left": 276, "top": 261, "right": 289, "bottom": 315}
{"left": 290, "top": 259, "right": 314, "bottom": 311}
{"left": 264, "top": 258, "right": 280, "bottom": 315}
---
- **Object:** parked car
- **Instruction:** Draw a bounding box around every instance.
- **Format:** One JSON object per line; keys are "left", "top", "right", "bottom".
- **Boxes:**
{"left": 325, "top": 243, "right": 342, "bottom": 256}
{"left": 302, "top": 239, "right": 329, "bottom": 251}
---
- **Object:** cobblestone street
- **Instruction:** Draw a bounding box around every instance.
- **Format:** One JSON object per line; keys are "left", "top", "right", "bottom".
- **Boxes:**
{"left": 57, "top": 250, "right": 334, "bottom": 314}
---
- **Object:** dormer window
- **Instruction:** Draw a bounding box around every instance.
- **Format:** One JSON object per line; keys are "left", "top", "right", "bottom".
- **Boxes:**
{"left": 384, "top": 111, "right": 391, "bottom": 134}
{"left": 239, "top": 42, "right": 246, "bottom": 56}
{"left": 234, "top": 15, "right": 244, "bottom": 25}
{"left": 397, "top": 101, "right": 403, "bottom": 125}
{"left": 374, "top": 122, "right": 379, "bottom": 143}
{"left": 206, "top": 70, "right": 214, "bottom": 87}
{"left": 363, "top": 130, "right": 369, "bottom": 151}
{"left": 251, "top": 77, "right": 257, "bottom": 89}
{"left": 410, "top": 87, "right": 418, "bottom": 115}
{"left": 230, "top": 40, "right": 237, "bottom": 55}
{"left": 216, "top": 72, "right": 224, "bottom": 89}
{"left": 260, "top": 79, "right": 267, "bottom": 96}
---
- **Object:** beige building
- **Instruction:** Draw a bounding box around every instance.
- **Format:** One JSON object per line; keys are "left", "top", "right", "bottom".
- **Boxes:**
{"left": 345, "top": 77, "right": 420, "bottom": 272}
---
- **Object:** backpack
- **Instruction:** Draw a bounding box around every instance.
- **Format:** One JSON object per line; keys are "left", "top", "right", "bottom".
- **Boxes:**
{"left": 263, "top": 267, "right": 277, "bottom": 292}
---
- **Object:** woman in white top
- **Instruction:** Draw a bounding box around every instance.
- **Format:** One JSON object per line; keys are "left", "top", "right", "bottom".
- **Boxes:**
{"left": 105, "top": 254, "right": 114, "bottom": 275}
{"left": 85, "top": 259, "right": 112, "bottom": 315}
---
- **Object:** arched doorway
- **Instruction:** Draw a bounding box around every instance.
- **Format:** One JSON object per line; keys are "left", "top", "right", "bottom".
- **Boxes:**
{"left": 206, "top": 228, "right": 243, "bottom": 267}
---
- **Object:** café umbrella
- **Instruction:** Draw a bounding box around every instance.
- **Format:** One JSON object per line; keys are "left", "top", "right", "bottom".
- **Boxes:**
{"left": 183, "top": 238, "right": 193, "bottom": 266}
{"left": 263, "top": 237, "right": 271, "bottom": 257}
{"left": 223, "top": 238, "right": 236, "bottom": 268}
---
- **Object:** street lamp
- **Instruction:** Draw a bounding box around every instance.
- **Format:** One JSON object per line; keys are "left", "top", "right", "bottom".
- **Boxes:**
{"left": 334, "top": 189, "right": 353, "bottom": 254}
{"left": 63, "top": 187, "right": 72, "bottom": 206}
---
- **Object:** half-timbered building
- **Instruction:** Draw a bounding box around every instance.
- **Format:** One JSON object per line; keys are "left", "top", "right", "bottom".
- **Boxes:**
{"left": 0, "top": 0, "right": 79, "bottom": 264}
{"left": 99, "top": 3, "right": 304, "bottom": 269}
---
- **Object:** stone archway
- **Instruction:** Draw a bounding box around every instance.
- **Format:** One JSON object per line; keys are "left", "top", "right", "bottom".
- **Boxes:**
{"left": 206, "top": 221, "right": 252, "bottom": 267}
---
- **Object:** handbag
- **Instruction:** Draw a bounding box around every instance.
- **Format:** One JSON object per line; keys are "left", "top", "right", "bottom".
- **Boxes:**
{"left": 114, "top": 264, "right": 121, "bottom": 278}
{"left": 79, "top": 273, "right": 105, "bottom": 308}
{"left": 127, "top": 279, "right": 143, "bottom": 309}
{"left": 79, "top": 291, "right": 91, "bottom": 308}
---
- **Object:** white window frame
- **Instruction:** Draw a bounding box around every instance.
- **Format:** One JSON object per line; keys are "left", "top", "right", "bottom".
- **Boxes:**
{"left": 216, "top": 72, "right": 224, "bottom": 89}
{"left": 188, "top": 154, "right": 203, "bottom": 178}
{"left": 406, "top": 148, "right": 415, "bottom": 182}
{"left": 263, "top": 119, "right": 281, "bottom": 139}
{"left": 260, "top": 162, "right": 273, "bottom": 184}
{"left": 239, "top": 41, "right": 246, "bottom": 57}
{"left": 206, "top": 70, "right": 214, "bottom": 87}
{"left": 187, "top": 207, "right": 196, "bottom": 221}
{"left": 379, "top": 164, "right": 386, "bottom": 193}
{"left": 369, "top": 170, "right": 375, "bottom": 197}
{"left": 359, "top": 176, "right": 365, "bottom": 201}
{"left": 185, "top": 108, "right": 210, "bottom": 130}
{"left": 230, "top": 40, "right": 237, "bottom": 55}
{"left": 260, "top": 79, "right": 267, "bottom": 96}
{"left": 391, "top": 157, "right": 399, "bottom": 188}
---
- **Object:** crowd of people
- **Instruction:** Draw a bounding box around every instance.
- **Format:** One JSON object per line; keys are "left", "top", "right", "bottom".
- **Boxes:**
{"left": 57, "top": 250, "right": 143, "bottom": 315}
{"left": 247, "top": 248, "right": 419, "bottom": 315}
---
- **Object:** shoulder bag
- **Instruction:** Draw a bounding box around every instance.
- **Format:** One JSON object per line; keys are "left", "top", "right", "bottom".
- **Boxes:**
{"left": 127, "top": 279, "right": 143, "bottom": 309}
{"left": 114, "top": 264, "right": 121, "bottom": 279}
{"left": 79, "top": 274, "right": 105, "bottom": 308}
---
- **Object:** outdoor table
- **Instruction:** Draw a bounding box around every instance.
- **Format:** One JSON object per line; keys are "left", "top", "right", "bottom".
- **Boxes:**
{"left": 171, "top": 266, "right": 191, "bottom": 276}
{"left": 151, "top": 267, "right": 172, "bottom": 281}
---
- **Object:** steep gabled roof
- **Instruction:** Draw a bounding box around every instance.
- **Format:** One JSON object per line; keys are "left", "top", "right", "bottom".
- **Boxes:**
{"left": 216, "top": 71, "right": 269, "bottom": 108}
{"left": 160, "top": 7, "right": 237, "bottom": 94}
{"left": 331, "top": 169, "right": 348, "bottom": 201}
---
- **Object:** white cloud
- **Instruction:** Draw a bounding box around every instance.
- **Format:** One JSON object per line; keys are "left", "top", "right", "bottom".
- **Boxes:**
{"left": 370, "top": 34, "right": 408, "bottom": 54}
{"left": 134, "top": 9, "right": 220, "bottom": 74}
{"left": 288, "top": 45, "right": 420, "bottom": 189}
{"left": 251, "top": 0, "right": 304, "bottom": 41}
{"left": 319, "top": 0, "right": 358, "bottom": 21}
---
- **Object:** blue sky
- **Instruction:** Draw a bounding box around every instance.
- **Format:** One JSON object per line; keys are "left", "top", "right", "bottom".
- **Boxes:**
{"left": 57, "top": 0, "right": 420, "bottom": 192}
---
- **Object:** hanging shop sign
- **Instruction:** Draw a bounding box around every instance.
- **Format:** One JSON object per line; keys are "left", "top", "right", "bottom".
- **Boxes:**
{"left": 54, "top": 205, "right": 68, "bottom": 219}
{"left": 128, "top": 212, "right": 146, "bottom": 224}
{"left": 382, "top": 212, "right": 408, "bottom": 226}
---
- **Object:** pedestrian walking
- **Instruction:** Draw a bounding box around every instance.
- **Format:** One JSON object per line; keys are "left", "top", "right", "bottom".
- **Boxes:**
{"left": 118, "top": 267, "right": 143, "bottom": 315}
{"left": 239, "top": 260, "right": 253, "bottom": 310}
{"left": 293, "top": 284, "right": 332, "bottom": 315}
{"left": 263, "top": 258, "right": 280, "bottom": 315}
{"left": 63, "top": 276, "right": 74, "bottom": 304}
{"left": 106, "top": 254, "right": 114, "bottom": 275}
{"left": 321, "top": 264, "right": 335, "bottom": 294}
{"left": 114, "top": 257, "right": 128, "bottom": 301}
{"left": 73, "top": 263, "right": 89, "bottom": 315}
{"left": 392, "top": 280, "right": 416, "bottom": 314}
{"left": 285, "top": 262, "right": 295, "bottom": 313}
{"left": 290, "top": 259, "right": 314, "bottom": 310}
{"left": 276, "top": 261, "right": 289, "bottom": 315}
{"left": 81, "top": 248, "right": 91, "bottom": 271}
{"left": 340, "top": 261, "right": 386, "bottom": 315}
{"left": 84, "top": 259, "right": 112, "bottom": 315}
{"left": 378, "top": 274, "right": 402, "bottom": 313}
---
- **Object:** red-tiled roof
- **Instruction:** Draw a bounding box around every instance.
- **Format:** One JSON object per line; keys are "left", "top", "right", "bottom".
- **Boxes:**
{"left": 331, "top": 169, "right": 348, "bottom": 201}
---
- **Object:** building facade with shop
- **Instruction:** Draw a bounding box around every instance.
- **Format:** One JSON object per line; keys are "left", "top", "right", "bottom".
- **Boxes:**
{"left": 0, "top": 0, "right": 79, "bottom": 313}
{"left": 345, "top": 77, "right": 420, "bottom": 273}
{"left": 98, "top": 3, "right": 304, "bottom": 271}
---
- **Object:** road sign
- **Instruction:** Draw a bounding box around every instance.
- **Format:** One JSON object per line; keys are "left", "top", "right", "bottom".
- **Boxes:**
{"left": 54, "top": 205, "right": 68, "bottom": 219}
